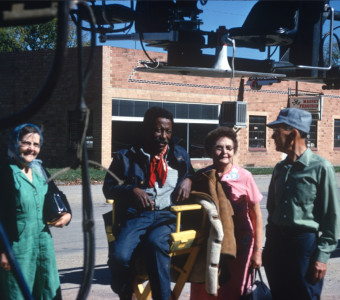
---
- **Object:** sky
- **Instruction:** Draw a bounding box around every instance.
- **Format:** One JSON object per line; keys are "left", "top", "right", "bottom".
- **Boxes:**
{"left": 98, "top": 0, "right": 340, "bottom": 62}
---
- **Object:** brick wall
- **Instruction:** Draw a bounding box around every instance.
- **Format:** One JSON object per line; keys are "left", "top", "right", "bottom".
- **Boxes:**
{"left": 1, "top": 46, "right": 339, "bottom": 169}
{"left": 105, "top": 46, "right": 340, "bottom": 167}
{"left": 0, "top": 47, "right": 104, "bottom": 168}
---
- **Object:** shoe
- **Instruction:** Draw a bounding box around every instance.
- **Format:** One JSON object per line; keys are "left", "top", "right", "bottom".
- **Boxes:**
{"left": 119, "top": 288, "right": 133, "bottom": 300}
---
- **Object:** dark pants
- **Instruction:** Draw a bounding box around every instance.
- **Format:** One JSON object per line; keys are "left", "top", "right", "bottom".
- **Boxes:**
{"left": 108, "top": 209, "right": 176, "bottom": 300}
{"left": 263, "top": 225, "right": 323, "bottom": 300}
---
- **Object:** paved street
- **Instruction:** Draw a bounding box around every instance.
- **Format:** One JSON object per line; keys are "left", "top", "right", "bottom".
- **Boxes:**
{"left": 51, "top": 175, "right": 340, "bottom": 300}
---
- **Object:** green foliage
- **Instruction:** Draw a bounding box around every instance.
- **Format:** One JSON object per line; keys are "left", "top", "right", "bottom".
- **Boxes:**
{"left": 66, "top": 19, "right": 91, "bottom": 48}
{"left": 47, "top": 167, "right": 106, "bottom": 183}
{"left": 0, "top": 28, "right": 22, "bottom": 52}
{"left": 0, "top": 18, "right": 90, "bottom": 52}
{"left": 245, "top": 167, "right": 274, "bottom": 175}
{"left": 333, "top": 42, "right": 340, "bottom": 64}
{"left": 47, "top": 166, "right": 339, "bottom": 184}
{"left": 18, "top": 20, "right": 58, "bottom": 50}
{"left": 323, "top": 39, "right": 340, "bottom": 65}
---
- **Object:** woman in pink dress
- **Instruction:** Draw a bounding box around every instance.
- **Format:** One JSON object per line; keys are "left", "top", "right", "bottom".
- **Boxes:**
{"left": 191, "top": 126, "right": 263, "bottom": 300}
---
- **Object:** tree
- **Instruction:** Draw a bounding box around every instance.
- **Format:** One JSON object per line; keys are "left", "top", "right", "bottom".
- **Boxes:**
{"left": 0, "top": 27, "right": 22, "bottom": 52}
{"left": 0, "top": 18, "right": 90, "bottom": 52}
{"left": 332, "top": 40, "right": 340, "bottom": 64}
{"left": 322, "top": 30, "right": 340, "bottom": 65}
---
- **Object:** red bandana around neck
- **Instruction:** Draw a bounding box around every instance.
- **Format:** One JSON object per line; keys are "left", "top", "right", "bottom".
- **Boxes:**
{"left": 149, "top": 144, "right": 168, "bottom": 188}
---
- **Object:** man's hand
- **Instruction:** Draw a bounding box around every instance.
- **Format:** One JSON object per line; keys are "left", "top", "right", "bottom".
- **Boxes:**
{"left": 174, "top": 178, "right": 192, "bottom": 202}
{"left": 0, "top": 253, "right": 10, "bottom": 271}
{"left": 133, "top": 187, "right": 154, "bottom": 210}
{"left": 308, "top": 260, "right": 327, "bottom": 284}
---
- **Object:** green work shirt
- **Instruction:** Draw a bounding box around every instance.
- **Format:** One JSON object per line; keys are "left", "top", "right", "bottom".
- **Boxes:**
{"left": 267, "top": 148, "right": 340, "bottom": 263}
{"left": 0, "top": 162, "right": 60, "bottom": 300}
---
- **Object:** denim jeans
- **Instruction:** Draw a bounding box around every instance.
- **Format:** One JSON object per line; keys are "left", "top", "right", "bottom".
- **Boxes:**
{"left": 108, "top": 209, "right": 176, "bottom": 300}
{"left": 263, "top": 225, "right": 323, "bottom": 300}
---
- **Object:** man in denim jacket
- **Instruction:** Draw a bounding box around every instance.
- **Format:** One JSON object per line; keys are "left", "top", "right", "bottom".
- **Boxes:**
{"left": 103, "top": 106, "right": 194, "bottom": 300}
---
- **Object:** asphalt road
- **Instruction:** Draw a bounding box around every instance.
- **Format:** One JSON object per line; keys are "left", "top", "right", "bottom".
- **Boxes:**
{"left": 50, "top": 175, "right": 340, "bottom": 300}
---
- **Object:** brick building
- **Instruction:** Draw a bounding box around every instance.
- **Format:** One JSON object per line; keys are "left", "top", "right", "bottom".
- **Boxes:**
{"left": 0, "top": 46, "right": 339, "bottom": 169}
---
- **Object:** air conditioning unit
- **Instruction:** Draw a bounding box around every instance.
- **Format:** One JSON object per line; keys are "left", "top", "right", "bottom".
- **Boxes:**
{"left": 219, "top": 101, "right": 247, "bottom": 128}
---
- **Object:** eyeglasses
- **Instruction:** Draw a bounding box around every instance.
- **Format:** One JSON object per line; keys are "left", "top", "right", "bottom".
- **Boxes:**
{"left": 19, "top": 140, "right": 40, "bottom": 149}
{"left": 272, "top": 127, "right": 292, "bottom": 134}
{"left": 214, "top": 145, "right": 234, "bottom": 152}
{"left": 154, "top": 128, "right": 173, "bottom": 135}
{"left": 272, "top": 128, "right": 281, "bottom": 134}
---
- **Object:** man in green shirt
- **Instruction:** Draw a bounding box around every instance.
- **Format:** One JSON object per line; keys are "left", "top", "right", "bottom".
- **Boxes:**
{"left": 263, "top": 108, "right": 340, "bottom": 300}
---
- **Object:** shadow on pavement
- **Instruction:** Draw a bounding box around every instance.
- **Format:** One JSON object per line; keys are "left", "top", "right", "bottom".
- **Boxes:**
{"left": 59, "top": 264, "right": 111, "bottom": 285}
{"left": 330, "top": 239, "right": 340, "bottom": 258}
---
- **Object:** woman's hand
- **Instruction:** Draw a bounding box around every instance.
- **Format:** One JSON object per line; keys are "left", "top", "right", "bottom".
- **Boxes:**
{"left": 1, "top": 253, "right": 10, "bottom": 271}
{"left": 251, "top": 248, "right": 262, "bottom": 269}
{"left": 249, "top": 202, "right": 263, "bottom": 269}
{"left": 51, "top": 212, "right": 72, "bottom": 228}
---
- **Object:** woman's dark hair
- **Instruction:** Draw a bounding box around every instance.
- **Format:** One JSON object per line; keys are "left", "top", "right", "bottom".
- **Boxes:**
{"left": 18, "top": 125, "right": 40, "bottom": 140}
{"left": 205, "top": 126, "right": 238, "bottom": 157}
{"left": 143, "top": 106, "right": 174, "bottom": 130}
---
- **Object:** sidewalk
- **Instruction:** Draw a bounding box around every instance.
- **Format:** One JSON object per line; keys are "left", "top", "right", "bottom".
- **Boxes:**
{"left": 55, "top": 176, "right": 340, "bottom": 299}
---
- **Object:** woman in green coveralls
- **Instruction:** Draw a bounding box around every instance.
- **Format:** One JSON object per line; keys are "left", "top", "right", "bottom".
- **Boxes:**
{"left": 0, "top": 124, "right": 71, "bottom": 299}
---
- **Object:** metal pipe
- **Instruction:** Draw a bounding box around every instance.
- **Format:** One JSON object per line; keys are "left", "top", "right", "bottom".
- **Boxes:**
{"left": 275, "top": 7, "right": 334, "bottom": 72}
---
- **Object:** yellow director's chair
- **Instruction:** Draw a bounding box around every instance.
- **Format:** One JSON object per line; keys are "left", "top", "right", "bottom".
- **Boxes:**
{"left": 103, "top": 198, "right": 209, "bottom": 300}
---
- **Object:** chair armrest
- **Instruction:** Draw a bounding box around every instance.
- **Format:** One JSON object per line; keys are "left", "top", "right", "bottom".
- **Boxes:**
{"left": 170, "top": 204, "right": 202, "bottom": 212}
{"left": 171, "top": 204, "right": 202, "bottom": 233}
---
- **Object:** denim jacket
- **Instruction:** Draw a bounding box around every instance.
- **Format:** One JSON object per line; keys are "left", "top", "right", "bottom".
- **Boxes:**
{"left": 103, "top": 143, "right": 194, "bottom": 223}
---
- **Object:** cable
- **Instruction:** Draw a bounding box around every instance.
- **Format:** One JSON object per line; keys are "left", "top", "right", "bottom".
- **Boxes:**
{"left": 0, "top": 220, "right": 33, "bottom": 300}
{"left": 101, "top": 0, "right": 114, "bottom": 31}
{"left": 0, "top": 3, "right": 69, "bottom": 298}
{"left": 76, "top": 1, "right": 97, "bottom": 90}
{"left": 71, "top": 1, "right": 134, "bottom": 34}
{"left": 269, "top": 46, "right": 279, "bottom": 59}
{"left": 71, "top": 2, "right": 98, "bottom": 299}
{"left": 88, "top": 160, "right": 124, "bottom": 186}
{"left": 230, "top": 38, "right": 235, "bottom": 80}
{"left": 0, "top": 3, "right": 123, "bottom": 300}
{"left": 139, "top": 32, "right": 160, "bottom": 69}
{"left": 228, "top": 38, "right": 237, "bottom": 101}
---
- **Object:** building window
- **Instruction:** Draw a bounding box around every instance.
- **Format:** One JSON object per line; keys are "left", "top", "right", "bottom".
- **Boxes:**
{"left": 306, "top": 120, "right": 317, "bottom": 148}
{"left": 111, "top": 99, "right": 219, "bottom": 158}
{"left": 334, "top": 119, "right": 340, "bottom": 148}
{"left": 112, "top": 99, "right": 219, "bottom": 121}
{"left": 111, "top": 120, "right": 217, "bottom": 158}
{"left": 249, "top": 116, "right": 266, "bottom": 149}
